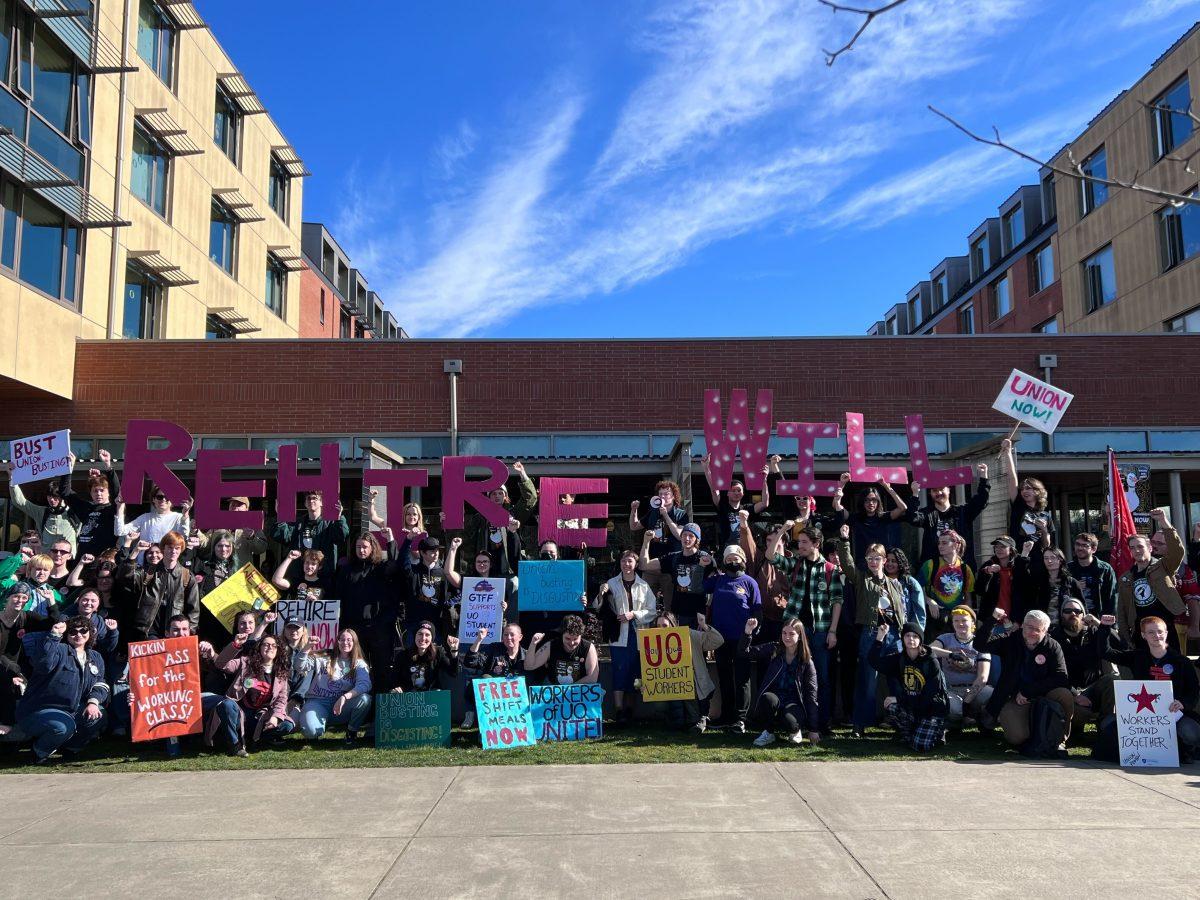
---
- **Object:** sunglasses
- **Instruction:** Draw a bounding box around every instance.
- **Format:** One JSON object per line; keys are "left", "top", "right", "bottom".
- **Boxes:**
{"left": 50, "top": 549, "right": 70, "bottom": 555}
{"left": 1061, "top": 609, "right": 1083, "bottom": 616}
{"left": 153, "top": 494, "right": 168, "bottom": 501}
{"left": 65, "top": 627, "right": 91, "bottom": 636}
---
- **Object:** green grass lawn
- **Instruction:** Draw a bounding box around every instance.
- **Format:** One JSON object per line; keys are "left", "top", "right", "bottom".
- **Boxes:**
{"left": 0, "top": 721, "right": 1100, "bottom": 774}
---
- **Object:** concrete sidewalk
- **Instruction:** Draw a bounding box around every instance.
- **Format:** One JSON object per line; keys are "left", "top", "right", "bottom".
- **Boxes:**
{"left": 0, "top": 760, "right": 1196, "bottom": 898}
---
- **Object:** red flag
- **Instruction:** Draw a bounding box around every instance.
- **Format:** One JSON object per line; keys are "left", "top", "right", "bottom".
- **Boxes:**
{"left": 1109, "top": 448, "right": 1136, "bottom": 578}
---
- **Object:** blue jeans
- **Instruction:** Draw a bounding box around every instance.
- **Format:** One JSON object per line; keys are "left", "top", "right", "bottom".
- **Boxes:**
{"left": 209, "top": 697, "right": 296, "bottom": 748}
{"left": 854, "top": 626, "right": 900, "bottom": 729}
{"left": 15, "top": 707, "right": 106, "bottom": 760}
{"left": 807, "top": 627, "right": 832, "bottom": 729}
{"left": 299, "top": 693, "right": 372, "bottom": 738}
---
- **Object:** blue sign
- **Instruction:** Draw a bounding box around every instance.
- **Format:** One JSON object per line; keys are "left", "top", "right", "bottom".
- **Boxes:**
{"left": 518, "top": 559, "right": 586, "bottom": 611}
{"left": 529, "top": 683, "right": 604, "bottom": 742}
{"left": 473, "top": 676, "right": 537, "bottom": 750}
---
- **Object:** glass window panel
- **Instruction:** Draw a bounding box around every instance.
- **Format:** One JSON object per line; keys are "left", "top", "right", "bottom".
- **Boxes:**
{"left": 209, "top": 200, "right": 235, "bottom": 272}
{"left": 68, "top": 438, "right": 94, "bottom": 460}
{"left": 96, "top": 439, "right": 126, "bottom": 460}
{"left": 457, "top": 435, "right": 552, "bottom": 457}
{"left": 1051, "top": 431, "right": 1147, "bottom": 453}
{"left": 1149, "top": 430, "right": 1200, "bottom": 451}
{"left": 18, "top": 190, "right": 63, "bottom": 296}
{"left": 31, "top": 30, "right": 71, "bottom": 133}
{"left": 63, "top": 223, "right": 77, "bottom": 303}
{"left": 1, "top": 180, "right": 17, "bottom": 269}
{"left": 1081, "top": 147, "right": 1108, "bottom": 213}
{"left": 76, "top": 71, "right": 89, "bottom": 145}
{"left": 553, "top": 434, "right": 650, "bottom": 457}
{"left": 372, "top": 436, "right": 451, "bottom": 459}
{"left": 651, "top": 434, "right": 684, "bottom": 456}
{"left": 0, "top": 85, "right": 25, "bottom": 139}
{"left": 199, "top": 437, "right": 250, "bottom": 450}
{"left": 250, "top": 437, "right": 352, "bottom": 460}
{"left": 28, "top": 115, "right": 81, "bottom": 182}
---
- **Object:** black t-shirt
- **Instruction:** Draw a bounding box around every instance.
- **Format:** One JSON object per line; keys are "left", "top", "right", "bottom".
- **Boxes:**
{"left": 287, "top": 575, "right": 332, "bottom": 605}
{"left": 1129, "top": 567, "right": 1180, "bottom": 650}
{"left": 477, "top": 643, "right": 525, "bottom": 678}
{"left": 644, "top": 505, "right": 688, "bottom": 559}
{"left": 661, "top": 549, "right": 708, "bottom": 618}
{"left": 716, "top": 496, "right": 756, "bottom": 549}
{"left": 545, "top": 636, "right": 592, "bottom": 685}
{"left": 407, "top": 565, "right": 446, "bottom": 626}
{"left": 1009, "top": 497, "right": 1055, "bottom": 546}
{"left": 1066, "top": 560, "right": 1102, "bottom": 615}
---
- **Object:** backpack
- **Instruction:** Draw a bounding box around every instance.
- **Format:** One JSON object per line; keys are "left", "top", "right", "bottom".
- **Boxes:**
{"left": 1022, "top": 696, "right": 1068, "bottom": 759}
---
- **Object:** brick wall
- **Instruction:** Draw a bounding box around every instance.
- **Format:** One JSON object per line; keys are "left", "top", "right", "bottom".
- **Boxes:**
{"left": 298, "top": 265, "right": 338, "bottom": 338}
{"left": 6, "top": 334, "right": 1200, "bottom": 436}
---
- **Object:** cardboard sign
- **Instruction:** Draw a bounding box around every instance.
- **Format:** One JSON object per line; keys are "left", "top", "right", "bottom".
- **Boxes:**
{"left": 273, "top": 596, "right": 340, "bottom": 652}
{"left": 474, "top": 676, "right": 537, "bottom": 749}
{"left": 1118, "top": 464, "right": 1153, "bottom": 532}
{"left": 200, "top": 563, "right": 279, "bottom": 632}
{"left": 127, "top": 636, "right": 203, "bottom": 742}
{"left": 374, "top": 690, "right": 452, "bottom": 748}
{"left": 992, "top": 368, "right": 1073, "bottom": 435}
{"left": 517, "top": 559, "right": 585, "bottom": 611}
{"left": 529, "top": 683, "right": 604, "bottom": 742}
{"left": 638, "top": 626, "right": 696, "bottom": 701}
{"left": 458, "top": 576, "right": 505, "bottom": 643}
{"left": 1115, "top": 678, "right": 1179, "bottom": 768}
{"left": 9, "top": 429, "right": 71, "bottom": 486}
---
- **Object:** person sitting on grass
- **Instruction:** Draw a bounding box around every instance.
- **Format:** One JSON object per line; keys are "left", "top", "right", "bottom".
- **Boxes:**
{"left": 930, "top": 607, "right": 994, "bottom": 731}
{"left": 296, "top": 628, "right": 372, "bottom": 745}
{"left": 207, "top": 631, "right": 295, "bottom": 757}
{"left": 462, "top": 623, "right": 525, "bottom": 728}
{"left": 868, "top": 621, "right": 950, "bottom": 752}
{"left": 391, "top": 620, "right": 461, "bottom": 693}
{"left": 740, "top": 616, "right": 819, "bottom": 747}
{"left": 654, "top": 611, "right": 724, "bottom": 733}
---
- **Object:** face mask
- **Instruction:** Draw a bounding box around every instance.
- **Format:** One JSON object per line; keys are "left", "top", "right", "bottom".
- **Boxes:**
{"left": 539, "top": 552, "right": 554, "bottom": 561}
{"left": 724, "top": 563, "right": 744, "bottom": 575}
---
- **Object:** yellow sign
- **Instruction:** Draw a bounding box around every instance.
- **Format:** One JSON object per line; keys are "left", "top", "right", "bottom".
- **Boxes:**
{"left": 638, "top": 626, "right": 695, "bottom": 702}
{"left": 200, "top": 563, "right": 279, "bottom": 632}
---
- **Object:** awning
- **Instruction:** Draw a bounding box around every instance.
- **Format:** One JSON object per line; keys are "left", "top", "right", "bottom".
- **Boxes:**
{"left": 272, "top": 144, "right": 311, "bottom": 178}
{"left": 206, "top": 306, "right": 261, "bottom": 334}
{"left": 127, "top": 250, "right": 198, "bottom": 287}
{"left": 158, "top": 0, "right": 208, "bottom": 30}
{"left": 213, "top": 188, "right": 264, "bottom": 223}
{"left": 268, "top": 245, "right": 306, "bottom": 271}
{"left": 0, "top": 128, "right": 130, "bottom": 227}
{"left": 136, "top": 109, "right": 203, "bottom": 157}
{"left": 216, "top": 73, "right": 267, "bottom": 116}
{"left": 21, "top": 0, "right": 137, "bottom": 75}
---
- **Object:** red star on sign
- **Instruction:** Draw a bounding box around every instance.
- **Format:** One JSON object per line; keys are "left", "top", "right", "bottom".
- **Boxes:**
{"left": 1129, "top": 684, "right": 1161, "bottom": 713}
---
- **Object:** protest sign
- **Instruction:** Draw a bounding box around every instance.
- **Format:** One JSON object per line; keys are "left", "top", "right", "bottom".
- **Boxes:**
{"left": 273, "top": 596, "right": 340, "bottom": 651}
{"left": 991, "top": 368, "right": 1074, "bottom": 435}
{"left": 473, "top": 676, "right": 536, "bottom": 749}
{"left": 1117, "top": 464, "right": 1153, "bottom": 532}
{"left": 529, "top": 683, "right": 604, "bottom": 742}
{"left": 374, "top": 690, "right": 452, "bottom": 748}
{"left": 638, "top": 626, "right": 695, "bottom": 702}
{"left": 517, "top": 560, "right": 585, "bottom": 611}
{"left": 201, "top": 563, "right": 279, "bottom": 632}
{"left": 9, "top": 429, "right": 71, "bottom": 486}
{"left": 458, "top": 576, "right": 505, "bottom": 643}
{"left": 127, "top": 636, "right": 203, "bottom": 742}
{"left": 1115, "top": 679, "right": 1179, "bottom": 767}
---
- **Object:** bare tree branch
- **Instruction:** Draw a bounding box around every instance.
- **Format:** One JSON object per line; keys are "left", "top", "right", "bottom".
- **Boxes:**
{"left": 1142, "top": 100, "right": 1200, "bottom": 175}
{"left": 928, "top": 105, "right": 1200, "bottom": 208}
{"left": 819, "top": 0, "right": 911, "bottom": 66}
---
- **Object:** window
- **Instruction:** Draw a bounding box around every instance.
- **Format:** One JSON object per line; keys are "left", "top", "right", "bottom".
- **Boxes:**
{"left": 1031, "top": 243, "right": 1054, "bottom": 293}
{"left": 205, "top": 314, "right": 236, "bottom": 340}
{"left": 907, "top": 296, "right": 919, "bottom": 328}
{"left": 1157, "top": 195, "right": 1200, "bottom": 271}
{"left": 336, "top": 261, "right": 348, "bottom": 296}
{"left": 1035, "top": 317, "right": 1058, "bottom": 333}
{"left": 990, "top": 274, "right": 1011, "bottom": 320}
{"left": 130, "top": 121, "right": 169, "bottom": 216}
{"left": 0, "top": 180, "right": 16, "bottom": 269}
{"left": 932, "top": 273, "right": 948, "bottom": 310}
{"left": 136, "top": 0, "right": 175, "bottom": 85}
{"left": 265, "top": 253, "right": 286, "bottom": 317}
{"left": 340, "top": 310, "right": 350, "bottom": 338}
{"left": 213, "top": 85, "right": 240, "bottom": 162}
{"left": 268, "top": 155, "right": 288, "bottom": 220}
{"left": 1151, "top": 75, "right": 1193, "bottom": 160}
{"left": 1083, "top": 244, "right": 1116, "bottom": 312}
{"left": 1002, "top": 205, "right": 1024, "bottom": 252}
{"left": 1166, "top": 305, "right": 1200, "bottom": 332}
{"left": 960, "top": 304, "right": 975, "bottom": 334}
{"left": 321, "top": 242, "right": 334, "bottom": 279}
{"left": 319, "top": 288, "right": 326, "bottom": 324}
{"left": 209, "top": 197, "right": 236, "bottom": 273}
{"left": 19, "top": 191, "right": 79, "bottom": 301}
{"left": 1080, "top": 147, "right": 1108, "bottom": 215}
{"left": 1041, "top": 171, "right": 1056, "bottom": 220}
{"left": 122, "top": 264, "right": 161, "bottom": 339}
{"left": 970, "top": 235, "right": 989, "bottom": 279}
{"left": 884, "top": 315, "right": 896, "bottom": 335}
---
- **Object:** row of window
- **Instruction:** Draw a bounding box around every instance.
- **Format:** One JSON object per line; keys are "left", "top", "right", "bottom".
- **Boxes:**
{"left": 135, "top": 0, "right": 291, "bottom": 221}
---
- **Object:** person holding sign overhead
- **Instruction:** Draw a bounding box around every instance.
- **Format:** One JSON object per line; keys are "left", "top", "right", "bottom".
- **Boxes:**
{"left": 4, "top": 461, "right": 79, "bottom": 555}
{"left": 1001, "top": 439, "right": 1056, "bottom": 549}
{"left": 740, "top": 616, "right": 819, "bottom": 747}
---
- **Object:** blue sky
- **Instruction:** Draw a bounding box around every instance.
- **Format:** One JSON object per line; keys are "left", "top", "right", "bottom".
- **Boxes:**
{"left": 198, "top": 0, "right": 1200, "bottom": 338}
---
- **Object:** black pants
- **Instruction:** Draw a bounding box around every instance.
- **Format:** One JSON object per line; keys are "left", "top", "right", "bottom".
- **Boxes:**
{"left": 714, "top": 640, "right": 751, "bottom": 724}
{"left": 752, "top": 692, "right": 805, "bottom": 733}
{"left": 357, "top": 621, "right": 397, "bottom": 694}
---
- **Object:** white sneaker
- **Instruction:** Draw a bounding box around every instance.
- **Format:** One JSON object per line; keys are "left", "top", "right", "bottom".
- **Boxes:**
{"left": 753, "top": 729, "right": 777, "bottom": 747}
{"left": 462, "top": 711, "right": 476, "bottom": 729}
{"left": 788, "top": 730, "right": 806, "bottom": 745}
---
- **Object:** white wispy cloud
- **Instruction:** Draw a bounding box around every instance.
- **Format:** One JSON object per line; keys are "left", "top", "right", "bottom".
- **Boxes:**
{"left": 432, "top": 120, "right": 478, "bottom": 180}
{"left": 1121, "top": 0, "right": 1200, "bottom": 28}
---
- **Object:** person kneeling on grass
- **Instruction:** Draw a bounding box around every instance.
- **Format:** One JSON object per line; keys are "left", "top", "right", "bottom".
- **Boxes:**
{"left": 867, "top": 621, "right": 949, "bottom": 752}
{"left": 462, "top": 623, "right": 525, "bottom": 729}
{"left": 740, "top": 616, "right": 819, "bottom": 747}
{"left": 296, "top": 628, "right": 373, "bottom": 745}
{"left": 391, "top": 620, "right": 461, "bottom": 693}
{"left": 206, "top": 632, "right": 296, "bottom": 758}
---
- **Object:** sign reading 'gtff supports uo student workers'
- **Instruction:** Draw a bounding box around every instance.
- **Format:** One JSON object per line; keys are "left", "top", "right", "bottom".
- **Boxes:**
{"left": 992, "top": 368, "right": 1074, "bottom": 435}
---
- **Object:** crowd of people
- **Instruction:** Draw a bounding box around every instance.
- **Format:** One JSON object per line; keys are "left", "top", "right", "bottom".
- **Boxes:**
{"left": 1, "top": 436, "right": 1198, "bottom": 765}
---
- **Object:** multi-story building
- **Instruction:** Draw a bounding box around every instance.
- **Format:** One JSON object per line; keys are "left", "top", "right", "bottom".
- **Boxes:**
{"left": 869, "top": 23, "right": 1200, "bottom": 339}
{"left": 0, "top": 0, "right": 308, "bottom": 400}
{"left": 298, "top": 221, "right": 404, "bottom": 339}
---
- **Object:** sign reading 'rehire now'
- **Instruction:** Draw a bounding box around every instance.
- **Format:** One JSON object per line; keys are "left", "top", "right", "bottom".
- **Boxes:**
{"left": 992, "top": 369, "right": 1074, "bottom": 435}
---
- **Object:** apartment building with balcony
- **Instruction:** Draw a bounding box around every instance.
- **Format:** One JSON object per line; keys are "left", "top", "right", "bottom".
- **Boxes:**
{"left": 298, "top": 221, "right": 404, "bottom": 339}
{"left": 0, "top": 0, "right": 308, "bottom": 399}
